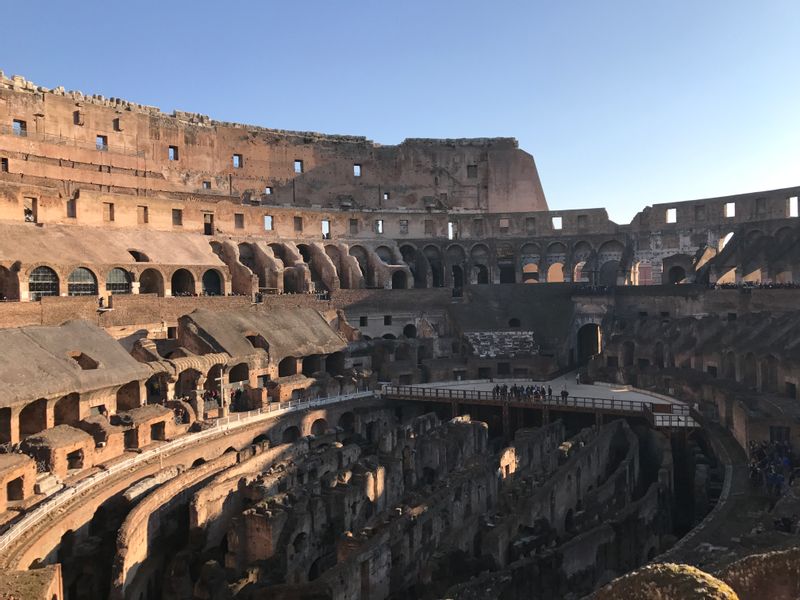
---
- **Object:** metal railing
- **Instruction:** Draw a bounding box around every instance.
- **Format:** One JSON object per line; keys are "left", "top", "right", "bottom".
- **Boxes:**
{"left": 382, "top": 384, "right": 699, "bottom": 427}
{"left": 0, "top": 390, "right": 375, "bottom": 554}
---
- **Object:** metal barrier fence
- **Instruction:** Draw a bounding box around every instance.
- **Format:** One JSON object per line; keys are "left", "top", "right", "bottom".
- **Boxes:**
{"left": 382, "top": 384, "right": 699, "bottom": 427}
{"left": 0, "top": 391, "right": 374, "bottom": 554}
{"left": 0, "top": 125, "right": 146, "bottom": 157}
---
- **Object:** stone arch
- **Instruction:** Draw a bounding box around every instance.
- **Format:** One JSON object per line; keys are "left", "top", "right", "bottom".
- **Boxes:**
{"left": 53, "top": 393, "right": 80, "bottom": 426}
{"left": 424, "top": 245, "right": 444, "bottom": 287}
{"left": 116, "top": 381, "right": 141, "bottom": 411}
{"left": 282, "top": 426, "right": 301, "bottom": 444}
{"left": 760, "top": 355, "right": 778, "bottom": 393}
{"left": 474, "top": 264, "right": 489, "bottom": 285}
{"left": 573, "top": 261, "right": 589, "bottom": 283}
{"left": 349, "top": 245, "right": 370, "bottom": 285}
{"left": 28, "top": 266, "right": 59, "bottom": 300}
{"left": 547, "top": 262, "right": 565, "bottom": 283}
{"left": 201, "top": 269, "right": 223, "bottom": 296}
{"left": 743, "top": 352, "right": 757, "bottom": 388}
{"left": 171, "top": 269, "right": 195, "bottom": 296}
{"left": 310, "top": 418, "right": 328, "bottom": 437}
{"left": 403, "top": 324, "right": 417, "bottom": 338}
{"left": 139, "top": 268, "right": 164, "bottom": 296}
{"left": 67, "top": 267, "right": 98, "bottom": 296}
{"left": 175, "top": 369, "right": 202, "bottom": 399}
{"left": 279, "top": 357, "right": 298, "bottom": 377}
{"left": 106, "top": 268, "right": 132, "bottom": 295}
{"left": 508, "top": 318, "right": 521, "bottom": 328}
{"left": 229, "top": 363, "right": 249, "bottom": 385}
{"left": 577, "top": 323, "right": 601, "bottom": 364}
{"left": 667, "top": 265, "right": 687, "bottom": 284}
{"left": 375, "top": 245, "right": 394, "bottom": 264}
{"left": 719, "top": 231, "right": 735, "bottom": 251}
{"left": 19, "top": 398, "right": 48, "bottom": 438}
{"left": 399, "top": 244, "right": 426, "bottom": 289}
{"left": 722, "top": 351, "right": 736, "bottom": 380}
{"left": 325, "top": 244, "right": 348, "bottom": 289}
{"left": 128, "top": 250, "right": 150, "bottom": 263}
{"left": 598, "top": 260, "right": 620, "bottom": 286}
{"left": 206, "top": 364, "right": 223, "bottom": 393}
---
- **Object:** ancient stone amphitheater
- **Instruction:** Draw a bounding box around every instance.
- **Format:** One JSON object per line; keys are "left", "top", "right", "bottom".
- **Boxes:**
{"left": 0, "top": 71, "right": 799, "bottom": 600}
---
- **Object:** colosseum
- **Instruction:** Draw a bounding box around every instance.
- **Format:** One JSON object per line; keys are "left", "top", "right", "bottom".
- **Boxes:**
{"left": 0, "top": 70, "right": 798, "bottom": 600}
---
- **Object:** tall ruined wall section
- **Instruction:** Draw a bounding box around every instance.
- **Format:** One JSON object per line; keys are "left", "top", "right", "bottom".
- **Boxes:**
{"left": 0, "top": 72, "right": 548, "bottom": 215}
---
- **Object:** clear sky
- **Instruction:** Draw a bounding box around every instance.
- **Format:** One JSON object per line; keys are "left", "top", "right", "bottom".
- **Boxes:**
{"left": 2, "top": 1, "right": 799, "bottom": 223}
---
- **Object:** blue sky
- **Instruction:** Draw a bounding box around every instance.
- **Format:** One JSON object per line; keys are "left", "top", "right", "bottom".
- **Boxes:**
{"left": 2, "top": 1, "right": 799, "bottom": 223}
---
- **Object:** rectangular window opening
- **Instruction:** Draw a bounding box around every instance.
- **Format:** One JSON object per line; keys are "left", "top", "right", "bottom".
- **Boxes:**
{"left": 233, "top": 154, "right": 243, "bottom": 169}
{"left": 202, "top": 181, "right": 211, "bottom": 190}
{"left": 383, "top": 191, "right": 390, "bottom": 201}
{"left": 66, "top": 198, "right": 77, "bottom": 219}
{"left": 264, "top": 186, "right": 273, "bottom": 195}
{"left": 353, "top": 164, "right": 362, "bottom": 177}
{"left": 467, "top": 164, "right": 478, "bottom": 178}
{"left": 349, "top": 218, "right": 359, "bottom": 235}
{"left": 96, "top": 135, "right": 108, "bottom": 151}
{"left": 103, "top": 202, "right": 115, "bottom": 222}
{"left": 264, "top": 215, "right": 273, "bottom": 230}
{"left": 552, "top": 216, "right": 563, "bottom": 230}
{"left": 399, "top": 219, "right": 408, "bottom": 235}
{"left": 12, "top": 119, "right": 26, "bottom": 137}
{"left": 359, "top": 316, "right": 368, "bottom": 327}
{"left": 137, "top": 205, "right": 149, "bottom": 224}
{"left": 499, "top": 218, "right": 510, "bottom": 233}
{"left": 321, "top": 219, "right": 331, "bottom": 239}
{"left": 0, "top": 158, "right": 8, "bottom": 172}
{"left": 447, "top": 221, "right": 456, "bottom": 240}
{"left": 384, "top": 315, "right": 392, "bottom": 325}
{"left": 113, "top": 117, "right": 123, "bottom": 132}
{"left": 375, "top": 219, "right": 384, "bottom": 234}
{"left": 294, "top": 159, "right": 304, "bottom": 174}
{"left": 724, "top": 202, "right": 736, "bottom": 218}
{"left": 23, "top": 197, "right": 37, "bottom": 223}
{"left": 168, "top": 146, "right": 179, "bottom": 161}
{"left": 172, "top": 208, "right": 183, "bottom": 227}
{"left": 666, "top": 208, "right": 677, "bottom": 223}
{"left": 424, "top": 220, "right": 434, "bottom": 236}
{"left": 789, "top": 196, "right": 798, "bottom": 218}
{"left": 234, "top": 213, "right": 245, "bottom": 229}
{"left": 294, "top": 216, "right": 303, "bottom": 232}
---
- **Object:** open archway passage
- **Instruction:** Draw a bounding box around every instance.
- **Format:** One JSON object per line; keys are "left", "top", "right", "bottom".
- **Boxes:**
{"left": 202, "top": 270, "right": 223, "bottom": 295}
{"left": 577, "top": 324, "right": 601, "bottom": 365}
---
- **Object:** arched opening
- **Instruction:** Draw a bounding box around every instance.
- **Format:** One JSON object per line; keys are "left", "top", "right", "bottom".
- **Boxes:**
{"left": 522, "top": 262, "right": 539, "bottom": 283}
{"left": 424, "top": 246, "right": 444, "bottom": 287}
{"left": 743, "top": 352, "right": 757, "bottom": 388}
{"left": 53, "top": 393, "right": 80, "bottom": 426}
{"left": 668, "top": 266, "right": 686, "bottom": 284}
{"left": 577, "top": 324, "right": 601, "bottom": 364}
{"left": 206, "top": 364, "right": 223, "bottom": 393}
{"left": 310, "top": 418, "right": 328, "bottom": 436}
{"left": 760, "top": 355, "right": 778, "bottom": 393}
{"left": 282, "top": 426, "right": 301, "bottom": 444}
{"left": 403, "top": 324, "right": 417, "bottom": 339}
{"left": 302, "top": 355, "right": 322, "bottom": 376}
{"left": 375, "top": 246, "right": 393, "bottom": 264}
{"left": 67, "top": 267, "right": 98, "bottom": 296}
{"left": 192, "top": 458, "right": 206, "bottom": 468}
{"left": 400, "top": 245, "right": 425, "bottom": 289}
{"left": 474, "top": 264, "right": 489, "bottom": 285}
{"left": 326, "top": 352, "right": 345, "bottom": 376}
{"left": 171, "top": 269, "right": 195, "bottom": 296}
{"left": 229, "top": 363, "right": 249, "bottom": 385}
{"left": 128, "top": 250, "right": 150, "bottom": 263}
{"left": 723, "top": 351, "right": 736, "bottom": 380}
{"left": 19, "top": 399, "right": 48, "bottom": 438}
{"left": 252, "top": 433, "right": 269, "bottom": 446}
{"left": 349, "top": 245, "right": 370, "bottom": 285}
{"left": 452, "top": 265, "right": 464, "bottom": 288}
{"left": 622, "top": 341, "right": 634, "bottom": 367}
{"left": 0, "top": 266, "right": 20, "bottom": 301}
{"left": 139, "top": 268, "right": 164, "bottom": 296}
{"left": 279, "top": 357, "right": 298, "bottom": 377}
{"left": 6, "top": 476, "right": 24, "bottom": 502}
{"left": 598, "top": 261, "right": 619, "bottom": 287}
{"left": 498, "top": 262, "right": 516, "bottom": 283}
{"left": 28, "top": 266, "right": 59, "bottom": 300}
{"left": 391, "top": 271, "right": 407, "bottom": 289}
{"left": 106, "top": 268, "right": 132, "bottom": 294}
{"left": 382, "top": 333, "right": 396, "bottom": 340}
{"left": 719, "top": 231, "right": 734, "bottom": 251}
{"left": 116, "top": 381, "right": 141, "bottom": 411}
{"left": 202, "top": 269, "right": 223, "bottom": 296}
{"left": 547, "top": 263, "right": 564, "bottom": 283}
{"left": 145, "top": 373, "right": 168, "bottom": 404}
{"left": 338, "top": 411, "right": 356, "bottom": 434}
{"left": 508, "top": 318, "right": 521, "bottom": 328}
{"left": 175, "top": 369, "right": 202, "bottom": 399}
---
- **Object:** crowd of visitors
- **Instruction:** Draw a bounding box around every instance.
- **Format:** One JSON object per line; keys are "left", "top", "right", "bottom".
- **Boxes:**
{"left": 714, "top": 281, "right": 800, "bottom": 290}
{"left": 492, "top": 383, "right": 568, "bottom": 403}
{"left": 749, "top": 439, "right": 796, "bottom": 496}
